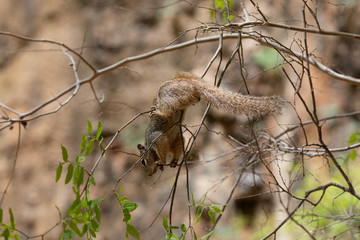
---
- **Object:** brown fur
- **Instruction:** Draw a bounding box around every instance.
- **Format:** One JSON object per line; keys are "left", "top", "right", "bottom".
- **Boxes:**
{"left": 138, "top": 72, "right": 284, "bottom": 176}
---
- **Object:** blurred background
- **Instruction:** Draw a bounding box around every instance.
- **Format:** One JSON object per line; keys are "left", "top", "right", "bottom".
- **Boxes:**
{"left": 0, "top": 0, "right": 360, "bottom": 239}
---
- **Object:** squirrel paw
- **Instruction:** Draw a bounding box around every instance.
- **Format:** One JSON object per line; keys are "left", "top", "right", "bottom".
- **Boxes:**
{"left": 156, "top": 162, "right": 165, "bottom": 171}
{"left": 169, "top": 160, "right": 178, "bottom": 168}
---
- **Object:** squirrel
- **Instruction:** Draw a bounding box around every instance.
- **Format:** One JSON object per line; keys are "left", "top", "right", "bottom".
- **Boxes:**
{"left": 137, "top": 72, "right": 284, "bottom": 176}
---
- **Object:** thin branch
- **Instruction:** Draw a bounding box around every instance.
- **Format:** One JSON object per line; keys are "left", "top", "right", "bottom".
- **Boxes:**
{"left": 205, "top": 155, "right": 255, "bottom": 240}
{"left": 276, "top": 111, "right": 360, "bottom": 139}
{"left": 82, "top": 110, "right": 152, "bottom": 197}
{"left": 0, "top": 31, "right": 96, "bottom": 73}
{"left": 2, "top": 26, "right": 360, "bottom": 132}
{"left": 0, "top": 123, "right": 21, "bottom": 206}
{"left": 261, "top": 182, "right": 360, "bottom": 239}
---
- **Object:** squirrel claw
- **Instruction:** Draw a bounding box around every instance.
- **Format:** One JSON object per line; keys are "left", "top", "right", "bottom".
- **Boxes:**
{"left": 156, "top": 162, "right": 165, "bottom": 171}
{"left": 170, "top": 161, "right": 178, "bottom": 168}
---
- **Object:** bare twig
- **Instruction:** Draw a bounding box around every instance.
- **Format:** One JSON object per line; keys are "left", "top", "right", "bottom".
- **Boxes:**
{"left": 0, "top": 123, "right": 21, "bottom": 206}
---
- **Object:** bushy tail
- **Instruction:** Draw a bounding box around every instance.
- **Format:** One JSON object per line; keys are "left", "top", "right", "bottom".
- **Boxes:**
{"left": 155, "top": 72, "right": 284, "bottom": 118}
{"left": 197, "top": 80, "right": 284, "bottom": 118}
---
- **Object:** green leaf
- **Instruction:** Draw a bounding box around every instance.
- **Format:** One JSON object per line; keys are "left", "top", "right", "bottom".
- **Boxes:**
{"left": 61, "top": 145, "right": 68, "bottom": 162}
{"left": 73, "top": 165, "right": 84, "bottom": 187}
{"left": 9, "top": 208, "right": 15, "bottom": 230}
{"left": 66, "top": 195, "right": 81, "bottom": 216}
{"left": 170, "top": 226, "right": 179, "bottom": 230}
{"left": 87, "top": 120, "right": 93, "bottom": 136}
{"left": 89, "top": 227, "right": 97, "bottom": 238}
{"left": 90, "top": 219, "right": 100, "bottom": 232}
{"left": 126, "top": 224, "right": 140, "bottom": 240}
{"left": 3, "top": 227, "right": 10, "bottom": 239}
{"left": 79, "top": 167, "right": 84, "bottom": 186}
{"left": 63, "top": 229, "right": 75, "bottom": 239}
{"left": 0, "top": 208, "right": 3, "bottom": 223}
{"left": 180, "top": 224, "right": 186, "bottom": 233}
{"left": 163, "top": 216, "right": 169, "bottom": 231}
{"left": 94, "top": 205, "right": 101, "bottom": 222}
{"left": 348, "top": 132, "right": 360, "bottom": 144}
{"left": 208, "top": 209, "right": 215, "bottom": 225}
{"left": 191, "top": 193, "right": 195, "bottom": 206}
{"left": 85, "top": 139, "right": 95, "bottom": 156}
{"left": 69, "top": 220, "right": 82, "bottom": 237}
{"left": 123, "top": 202, "right": 138, "bottom": 212}
{"left": 96, "top": 121, "right": 103, "bottom": 141}
{"left": 200, "top": 192, "right": 208, "bottom": 205}
{"left": 73, "top": 164, "right": 80, "bottom": 186}
{"left": 193, "top": 227, "right": 198, "bottom": 240}
{"left": 99, "top": 142, "right": 105, "bottom": 153}
{"left": 200, "top": 230, "right": 214, "bottom": 240}
{"left": 118, "top": 186, "right": 124, "bottom": 195}
{"left": 213, "top": 207, "right": 224, "bottom": 215}
{"left": 196, "top": 207, "right": 205, "bottom": 224}
{"left": 194, "top": 205, "right": 200, "bottom": 222}
{"left": 76, "top": 155, "right": 86, "bottom": 164}
{"left": 82, "top": 223, "right": 88, "bottom": 234}
{"left": 215, "top": 0, "right": 225, "bottom": 9}
{"left": 123, "top": 211, "right": 131, "bottom": 223}
{"left": 165, "top": 233, "right": 179, "bottom": 240}
{"left": 56, "top": 162, "right": 62, "bottom": 182}
{"left": 65, "top": 164, "right": 74, "bottom": 184}
{"left": 90, "top": 176, "right": 96, "bottom": 186}
{"left": 80, "top": 134, "right": 87, "bottom": 154}
{"left": 119, "top": 196, "right": 129, "bottom": 205}
{"left": 14, "top": 234, "right": 22, "bottom": 240}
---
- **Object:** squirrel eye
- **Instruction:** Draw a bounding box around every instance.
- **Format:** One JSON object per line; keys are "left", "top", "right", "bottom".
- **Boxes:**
{"left": 141, "top": 159, "right": 147, "bottom": 167}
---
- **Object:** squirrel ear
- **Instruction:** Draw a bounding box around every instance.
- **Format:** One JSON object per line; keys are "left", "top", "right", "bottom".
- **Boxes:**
{"left": 137, "top": 144, "right": 145, "bottom": 150}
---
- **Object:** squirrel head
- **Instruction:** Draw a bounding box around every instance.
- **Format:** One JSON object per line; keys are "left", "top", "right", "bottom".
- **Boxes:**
{"left": 137, "top": 144, "right": 160, "bottom": 176}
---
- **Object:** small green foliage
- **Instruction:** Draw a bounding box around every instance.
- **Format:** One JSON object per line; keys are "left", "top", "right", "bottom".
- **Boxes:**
{"left": 73, "top": 164, "right": 84, "bottom": 188}
{"left": 61, "top": 145, "right": 69, "bottom": 162}
{"left": 89, "top": 176, "right": 96, "bottom": 186}
{"left": 193, "top": 192, "right": 225, "bottom": 238}
{"left": 346, "top": 150, "right": 357, "bottom": 162}
{"left": 80, "top": 134, "right": 87, "bottom": 154}
{"left": 56, "top": 162, "right": 63, "bottom": 182}
{"left": 344, "top": 130, "right": 360, "bottom": 164}
{"left": 211, "top": 0, "right": 234, "bottom": 23}
{"left": 348, "top": 131, "right": 360, "bottom": 145}
{"left": 56, "top": 120, "right": 105, "bottom": 240}
{"left": 126, "top": 224, "right": 140, "bottom": 240}
{"left": 163, "top": 216, "right": 169, "bottom": 230}
{"left": 87, "top": 120, "right": 92, "bottom": 136}
{"left": 160, "top": 192, "right": 222, "bottom": 240}
{"left": 59, "top": 190, "right": 102, "bottom": 240}
{"left": 9, "top": 208, "right": 15, "bottom": 230}
{"left": 162, "top": 216, "right": 185, "bottom": 240}
{"left": 96, "top": 121, "right": 103, "bottom": 141}
{"left": 200, "top": 230, "right": 214, "bottom": 240}
{"left": 180, "top": 224, "right": 186, "bottom": 233}
{"left": 0, "top": 208, "right": 21, "bottom": 240}
{"left": 116, "top": 187, "right": 140, "bottom": 240}
{"left": 85, "top": 139, "right": 95, "bottom": 156}
{"left": 65, "top": 163, "right": 74, "bottom": 184}
{"left": 76, "top": 155, "right": 86, "bottom": 164}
